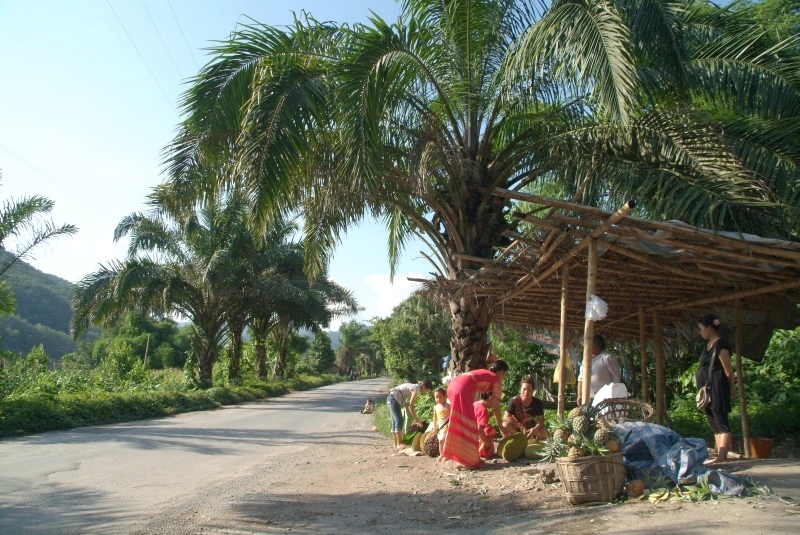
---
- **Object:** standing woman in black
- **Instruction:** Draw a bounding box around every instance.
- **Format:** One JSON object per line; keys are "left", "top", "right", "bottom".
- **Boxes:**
{"left": 697, "top": 313, "right": 735, "bottom": 465}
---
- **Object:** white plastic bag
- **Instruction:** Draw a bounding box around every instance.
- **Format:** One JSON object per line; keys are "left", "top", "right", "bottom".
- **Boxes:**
{"left": 592, "top": 382, "right": 629, "bottom": 407}
{"left": 585, "top": 294, "right": 608, "bottom": 321}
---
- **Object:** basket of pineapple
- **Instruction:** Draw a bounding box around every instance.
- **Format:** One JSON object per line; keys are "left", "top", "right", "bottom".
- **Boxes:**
{"left": 551, "top": 405, "right": 625, "bottom": 505}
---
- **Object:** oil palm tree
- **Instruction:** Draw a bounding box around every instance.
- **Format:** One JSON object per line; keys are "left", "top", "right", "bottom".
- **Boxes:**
{"left": 0, "top": 177, "right": 77, "bottom": 314}
{"left": 164, "top": 0, "right": 800, "bottom": 371}
{"left": 72, "top": 195, "right": 251, "bottom": 386}
{"left": 250, "top": 243, "right": 358, "bottom": 379}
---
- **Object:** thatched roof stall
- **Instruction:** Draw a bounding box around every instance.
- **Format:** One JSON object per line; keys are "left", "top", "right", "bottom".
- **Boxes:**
{"left": 418, "top": 188, "right": 800, "bottom": 456}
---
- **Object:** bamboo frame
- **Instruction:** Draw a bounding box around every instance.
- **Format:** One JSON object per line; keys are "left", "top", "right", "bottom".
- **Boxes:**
{"left": 416, "top": 189, "right": 800, "bottom": 424}
{"left": 580, "top": 239, "right": 599, "bottom": 405}
{"left": 735, "top": 300, "right": 751, "bottom": 458}
{"left": 639, "top": 307, "right": 648, "bottom": 404}
{"left": 558, "top": 268, "right": 569, "bottom": 416}
{"left": 653, "top": 311, "right": 665, "bottom": 425}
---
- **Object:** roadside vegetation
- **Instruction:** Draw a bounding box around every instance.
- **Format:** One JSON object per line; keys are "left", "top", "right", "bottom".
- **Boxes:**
{"left": 2, "top": 0, "right": 799, "bottom": 455}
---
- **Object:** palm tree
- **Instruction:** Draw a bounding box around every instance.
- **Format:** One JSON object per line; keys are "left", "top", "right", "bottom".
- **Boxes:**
{"left": 335, "top": 320, "right": 374, "bottom": 375}
{"left": 257, "top": 248, "right": 358, "bottom": 379}
{"left": 164, "top": 0, "right": 800, "bottom": 371}
{"left": 0, "top": 177, "right": 77, "bottom": 314}
{"left": 72, "top": 197, "right": 251, "bottom": 386}
{"left": 229, "top": 215, "right": 359, "bottom": 379}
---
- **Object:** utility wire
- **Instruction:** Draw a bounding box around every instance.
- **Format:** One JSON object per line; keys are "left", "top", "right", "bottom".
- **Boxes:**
{"left": 139, "top": 0, "right": 184, "bottom": 79}
{"left": 105, "top": 0, "right": 176, "bottom": 113}
{"left": 167, "top": 0, "right": 200, "bottom": 70}
{"left": 0, "top": 143, "right": 118, "bottom": 222}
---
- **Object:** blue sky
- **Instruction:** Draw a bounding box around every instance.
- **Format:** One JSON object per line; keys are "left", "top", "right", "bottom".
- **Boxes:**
{"left": 0, "top": 0, "right": 430, "bottom": 329}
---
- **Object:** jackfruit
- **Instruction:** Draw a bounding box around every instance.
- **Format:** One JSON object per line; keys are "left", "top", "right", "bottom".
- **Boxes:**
{"left": 411, "top": 431, "right": 423, "bottom": 452}
{"left": 500, "top": 432, "right": 527, "bottom": 461}
{"left": 524, "top": 442, "right": 545, "bottom": 460}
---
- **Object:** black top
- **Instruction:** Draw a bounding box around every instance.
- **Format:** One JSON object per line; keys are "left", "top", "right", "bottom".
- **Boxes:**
{"left": 505, "top": 395, "right": 544, "bottom": 429}
{"left": 696, "top": 338, "right": 733, "bottom": 413}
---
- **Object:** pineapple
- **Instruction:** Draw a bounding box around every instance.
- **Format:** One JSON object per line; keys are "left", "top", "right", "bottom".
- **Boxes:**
{"left": 626, "top": 479, "right": 647, "bottom": 498}
{"left": 550, "top": 414, "right": 572, "bottom": 443}
{"left": 571, "top": 414, "right": 591, "bottom": 436}
{"left": 537, "top": 437, "right": 568, "bottom": 462}
{"left": 567, "top": 406, "right": 584, "bottom": 420}
{"left": 567, "top": 445, "right": 586, "bottom": 458}
{"left": 553, "top": 428, "right": 571, "bottom": 443}
{"left": 593, "top": 427, "right": 615, "bottom": 446}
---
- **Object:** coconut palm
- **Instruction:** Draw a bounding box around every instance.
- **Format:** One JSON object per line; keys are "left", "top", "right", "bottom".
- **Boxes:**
{"left": 164, "top": 0, "right": 800, "bottom": 371}
{"left": 0, "top": 177, "right": 77, "bottom": 314}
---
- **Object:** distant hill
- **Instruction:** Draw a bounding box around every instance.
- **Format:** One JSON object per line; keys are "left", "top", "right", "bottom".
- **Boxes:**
{"left": 0, "top": 251, "right": 78, "bottom": 358}
{"left": 298, "top": 327, "right": 341, "bottom": 349}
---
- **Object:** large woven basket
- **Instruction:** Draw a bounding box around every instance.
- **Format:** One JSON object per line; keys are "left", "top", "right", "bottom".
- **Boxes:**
{"left": 555, "top": 452, "right": 625, "bottom": 505}
{"left": 592, "top": 399, "right": 654, "bottom": 424}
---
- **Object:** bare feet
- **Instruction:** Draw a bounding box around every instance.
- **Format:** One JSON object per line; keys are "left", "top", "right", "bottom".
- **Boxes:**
{"left": 703, "top": 457, "right": 727, "bottom": 466}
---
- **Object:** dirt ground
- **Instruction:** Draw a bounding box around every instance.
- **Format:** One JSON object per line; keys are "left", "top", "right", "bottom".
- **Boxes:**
{"left": 136, "top": 407, "right": 800, "bottom": 535}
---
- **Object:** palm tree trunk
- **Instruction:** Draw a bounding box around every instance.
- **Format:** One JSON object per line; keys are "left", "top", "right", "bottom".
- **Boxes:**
{"left": 448, "top": 295, "right": 491, "bottom": 372}
{"left": 254, "top": 340, "right": 267, "bottom": 380}
{"left": 194, "top": 337, "right": 216, "bottom": 387}
{"left": 226, "top": 313, "right": 247, "bottom": 385}
{"left": 271, "top": 322, "right": 290, "bottom": 378}
{"left": 227, "top": 327, "right": 243, "bottom": 385}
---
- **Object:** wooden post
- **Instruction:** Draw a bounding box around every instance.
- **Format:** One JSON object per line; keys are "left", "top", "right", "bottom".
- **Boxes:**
{"left": 652, "top": 310, "right": 665, "bottom": 424}
{"left": 143, "top": 334, "right": 150, "bottom": 368}
{"left": 735, "top": 300, "right": 751, "bottom": 458}
{"left": 581, "top": 239, "right": 598, "bottom": 405}
{"left": 558, "top": 268, "right": 569, "bottom": 416}
{"left": 639, "top": 306, "right": 648, "bottom": 403}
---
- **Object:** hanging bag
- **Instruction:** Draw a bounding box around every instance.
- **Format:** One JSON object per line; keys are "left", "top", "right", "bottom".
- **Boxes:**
{"left": 695, "top": 344, "right": 717, "bottom": 410}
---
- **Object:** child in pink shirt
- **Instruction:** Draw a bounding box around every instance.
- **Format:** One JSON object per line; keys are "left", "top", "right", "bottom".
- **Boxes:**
{"left": 473, "top": 392, "right": 497, "bottom": 459}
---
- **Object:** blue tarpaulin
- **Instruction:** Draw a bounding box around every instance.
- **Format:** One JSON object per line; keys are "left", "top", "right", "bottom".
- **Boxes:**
{"left": 614, "top": 421, "right": 747, "bottom": 495}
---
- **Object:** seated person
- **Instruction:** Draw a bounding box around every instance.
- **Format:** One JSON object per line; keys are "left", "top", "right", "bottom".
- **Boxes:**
{"left": 503, "top": 376, "right": 547, "bottom": 440}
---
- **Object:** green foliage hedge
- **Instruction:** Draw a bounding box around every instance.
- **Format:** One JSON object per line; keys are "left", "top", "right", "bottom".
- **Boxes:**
{"left": 0, "top": 373, "right": 343, "bottom": 438}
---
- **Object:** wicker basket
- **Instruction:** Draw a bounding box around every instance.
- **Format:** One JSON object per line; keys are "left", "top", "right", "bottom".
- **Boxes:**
{"left": 556, "top": 452, "right": 625, "bottom": 505}
{"left": 592, "top": 399, "right": 654, "bottom": 424}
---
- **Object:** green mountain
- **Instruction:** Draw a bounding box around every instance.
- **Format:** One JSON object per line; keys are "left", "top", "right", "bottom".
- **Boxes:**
{"left": 0, "top": 251, "right": 77, "bottom": 358}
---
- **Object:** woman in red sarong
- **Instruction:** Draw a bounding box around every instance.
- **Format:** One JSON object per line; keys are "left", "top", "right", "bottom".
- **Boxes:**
{"left": 441, "top": 360, "right": 511, "bottom": 469}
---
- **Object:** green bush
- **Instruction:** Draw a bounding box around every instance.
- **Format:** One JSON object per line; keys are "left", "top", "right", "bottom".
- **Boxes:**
{"left": 0, "top": 372, "right": 344, "bottom": 437}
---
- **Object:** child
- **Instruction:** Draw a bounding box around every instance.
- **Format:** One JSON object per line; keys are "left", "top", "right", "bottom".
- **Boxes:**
{"left": 474, "top": 392, "right": 497, "bottom": 459}
{"left": 387, "top": 380, "right": 433, "bottom": 449}
{"left": 431, "top": 387, "right": 450, "bottom": 448}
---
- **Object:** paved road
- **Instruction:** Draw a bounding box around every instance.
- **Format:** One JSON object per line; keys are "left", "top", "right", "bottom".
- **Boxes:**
{"left": 0, "top": 378, "right": 389, "bottom": 534}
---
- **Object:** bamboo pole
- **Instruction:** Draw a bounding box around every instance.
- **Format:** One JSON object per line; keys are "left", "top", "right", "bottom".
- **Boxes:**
{"left": 735, "top": 300, "right": 751, "bottom": 458}
{"left": 604, "top": 242, "right": 717, "bottom": 283}
{"left": 496, "top": 187, "right": 800, "bottom": 260}
{"left": 656, "top": 279, "right": 800, "bottom": 312}
{"left": 501, "top": 202, "right": 635, "bottom": 304}
{"left": 581, "top": 239, "right": 599, "bottom": 405}
{"left": 653, "top": 310, "right": 665, "bottom": 424}
{"left": 558, "top": 268, "right": 569, "bottom": 416}
{"left": 546, "top": 213, "right": 800, "bottom": 268}
{"left": 639, "top": 307, "right": 649, "bottom": 404}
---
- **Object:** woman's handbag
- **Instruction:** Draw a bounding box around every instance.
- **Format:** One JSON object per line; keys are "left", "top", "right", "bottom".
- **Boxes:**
{"left": 695, "top": 384, "right": 712, "bottom": 410}
{"left": 695, "top": 345, "right": 717, "bottom": 410}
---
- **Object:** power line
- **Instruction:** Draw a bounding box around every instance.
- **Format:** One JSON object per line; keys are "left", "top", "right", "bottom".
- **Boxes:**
{"left": 167, "top": 0, "right": 200, "bottom": 71}
{"left": 0, "top": 143, "right": 118, "bottom": 222}
{"left": 139, "top": 0, "right": 184, "bottom": 79}
{"left": 105, "top": 0, "right": 176, "bottom": 113}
